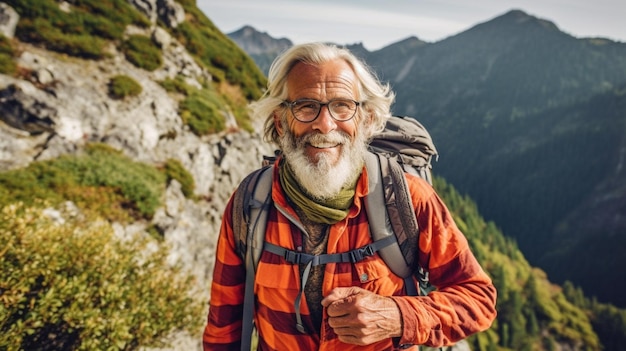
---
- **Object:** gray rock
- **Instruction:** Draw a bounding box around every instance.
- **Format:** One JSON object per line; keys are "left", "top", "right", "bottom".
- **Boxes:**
{"left": 157, "top": 0, "right": 185, "bottom": 28}
{"left": 128, "top": 0, "right": 158, "bottom": 23}
{"left": 0, "top": 2, "right": 19, "bottom": 38}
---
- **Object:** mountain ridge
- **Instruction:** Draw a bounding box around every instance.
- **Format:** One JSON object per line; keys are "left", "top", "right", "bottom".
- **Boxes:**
{"left": 382, "top": 11, "right": 626, "bottom": 309}
{"left": 227, "top": 25, "right": 292, "bottom": 55}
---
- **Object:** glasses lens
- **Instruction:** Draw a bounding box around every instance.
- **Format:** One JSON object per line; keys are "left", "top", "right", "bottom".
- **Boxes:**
{"left": 291, "top": 100, "right": 321, "bottom": 122}
{"left": 288, "top": 99, "right": 359, "bottom": 122}
{"left": 328, "top": 99, "right": 357, "bottom": 121}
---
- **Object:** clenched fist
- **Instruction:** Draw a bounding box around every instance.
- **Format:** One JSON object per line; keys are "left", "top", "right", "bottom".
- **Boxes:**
{"left": 321, "top": 286, "right": 402, "bottom": 345}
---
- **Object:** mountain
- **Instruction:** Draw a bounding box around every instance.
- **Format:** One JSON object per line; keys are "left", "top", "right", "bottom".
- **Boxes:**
{"left": 229, "top": 10, "right": 626, "bottom": 310}
{"left": 364, "top": 9, "right": 626, "bottom": 309}
{"left": 228, "top": 25, "right": 292, "bottom": 55}
{"left": 227, "top": 26, "right": 375, "bottom": 75}
{"left": 228, "top": 25, "right": 292, "bottom": 75}
{"left": 1, "top": 2, "right": 626, "bottom": 350}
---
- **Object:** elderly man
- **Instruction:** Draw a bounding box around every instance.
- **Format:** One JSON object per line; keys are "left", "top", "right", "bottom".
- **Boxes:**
{"left": 203, "top": 42, "right": 496, "bottom": 350}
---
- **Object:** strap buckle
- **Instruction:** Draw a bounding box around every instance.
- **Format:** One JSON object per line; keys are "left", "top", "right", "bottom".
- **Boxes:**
{"left": 349, "top": 244, "right": 375, "bottom": 262}
{"left": 284, "top": 250, "right": 301, "bottom": 264}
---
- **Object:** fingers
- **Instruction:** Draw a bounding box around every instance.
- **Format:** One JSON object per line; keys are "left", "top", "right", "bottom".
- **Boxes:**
{"left": 321, "top": 286, "right": 364, "bottom": 307}
{"left": 327, "top": 314, "right": 369, "bottom": 345}
{"left": 321, "top": 287, "right": 403, "bottom": 345}
{"left": 321, "top": 287, "right": 366, "bottom": 319}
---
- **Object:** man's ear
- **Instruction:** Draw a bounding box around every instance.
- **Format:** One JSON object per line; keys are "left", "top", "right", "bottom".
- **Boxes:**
{"left": 273, "top": 112, "right": 284, "bottom": 136}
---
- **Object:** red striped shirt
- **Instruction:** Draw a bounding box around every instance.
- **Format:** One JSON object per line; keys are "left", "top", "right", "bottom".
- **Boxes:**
{"left": 203, "top": 164, "right": 496, "bottom": 350}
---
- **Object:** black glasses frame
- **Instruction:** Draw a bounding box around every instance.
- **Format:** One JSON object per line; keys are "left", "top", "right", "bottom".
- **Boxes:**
{"left": 282, "top": 98, "right": 361, "bottom": 123}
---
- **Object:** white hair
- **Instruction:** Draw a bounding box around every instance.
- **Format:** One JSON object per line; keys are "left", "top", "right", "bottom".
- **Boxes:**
{"left": 248, "top": 42, "right": 395, "bottom": 146}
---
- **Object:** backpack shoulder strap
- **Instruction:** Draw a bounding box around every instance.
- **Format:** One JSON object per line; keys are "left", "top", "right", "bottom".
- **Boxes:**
{"left": 233, "top": 166, "right": 273, "bottom": 267}
{"left": 364, "top": 151, "right": 422, "bottom": 295}
{"left": 232, "top": 165, "right": 273, "bottom": 351}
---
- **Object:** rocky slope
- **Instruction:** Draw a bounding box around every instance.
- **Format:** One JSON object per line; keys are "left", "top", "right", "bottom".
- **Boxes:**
{"left": 0, "top": 2, "right": 272, "bottom": 349}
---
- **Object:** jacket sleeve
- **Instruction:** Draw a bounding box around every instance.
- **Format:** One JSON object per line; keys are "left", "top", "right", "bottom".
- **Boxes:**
{"left": 203, "top": 196, "right": 246, "bottom": 350}
{"left": 390, "top": 176, "right": 497, "bottom": 347}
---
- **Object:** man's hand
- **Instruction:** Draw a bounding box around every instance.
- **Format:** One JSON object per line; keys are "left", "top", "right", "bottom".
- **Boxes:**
{"left": 321, "top": 287, "right": 402, "bottom": 345}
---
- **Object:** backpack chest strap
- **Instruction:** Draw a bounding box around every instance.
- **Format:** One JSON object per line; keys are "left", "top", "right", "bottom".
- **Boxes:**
{"left": 263, "top": 235, "right": 397, "bottom": 266}
{"left": 261, "top": 235, "right": 397, "bottom": 334}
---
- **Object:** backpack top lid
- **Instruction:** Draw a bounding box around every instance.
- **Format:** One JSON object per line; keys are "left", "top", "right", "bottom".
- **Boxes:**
{"left": 369, "top": 116, "right": 438, "bottom": 175}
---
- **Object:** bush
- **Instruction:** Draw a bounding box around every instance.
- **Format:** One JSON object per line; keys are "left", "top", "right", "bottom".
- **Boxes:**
{"left": 8, "top": 0, "right": 149, "bottom": 59}
{"left": 17, "top": 18, "right": 108, "bottom": 59}
{"left": 0, "top": 35, "right": 16, "bottom": 75}
{"left": 122, "top": 35, "right": 163, "bottom": 72}
{"left": 179, "top": 89, "right": 226, "bottom": 135}
{"left": 160, "top": 77, "right": 230, "bottom": 135}
{"left": 170, "top": 5, "right": 266, "bottom": 129}
{"left": 163, "top": 158, "right": 196, "bottom": 198}
{"left": 0, "top": 204, "right": 204, "bottom": 351}
{"left": 0, "top": 144, "right": 165, "bottom": 221}
{"left": 159, "top": 76, "right": 195, "bottom": 96}
{"left": 109, "top": 74, "right": 143, "bottom": 99}
{"left": 172, "top": 19, "right": 265, "bottom": 101}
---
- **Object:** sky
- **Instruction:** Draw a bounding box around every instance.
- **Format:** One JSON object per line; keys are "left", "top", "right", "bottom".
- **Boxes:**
{"left": 199, "top": 0, "right": 626, "bottom": 51}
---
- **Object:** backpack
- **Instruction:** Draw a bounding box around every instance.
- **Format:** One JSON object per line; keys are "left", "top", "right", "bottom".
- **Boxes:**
{"left": 232, "top": 116, "right": 439, "bottom": 351}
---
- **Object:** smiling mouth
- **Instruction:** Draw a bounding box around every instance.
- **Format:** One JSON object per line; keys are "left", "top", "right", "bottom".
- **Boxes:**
{"left": 309, "top": 142, "right": 340, "bottom": 149}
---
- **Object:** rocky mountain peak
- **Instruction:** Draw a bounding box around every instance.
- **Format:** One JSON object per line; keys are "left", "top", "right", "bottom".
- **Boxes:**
{"left": 228, "top": 25, "right": 293, "bottom": 55}
{"left": 468, "top": 9, "right": 562, "bottom": 38}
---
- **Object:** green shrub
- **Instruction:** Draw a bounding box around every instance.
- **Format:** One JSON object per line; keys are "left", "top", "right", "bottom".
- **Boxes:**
{"left": 172, "top": 19, "right": 265, "bottom": 101}
{"left": 109, "top": 74, "right": 143, "bottom": 99}
{"left": 8, "top": 0, "right": 149, "bottom": 59}
{"left": 17, "top": 18, "right": 108, "bottom": 59}
{"left": 180, "top": 90, "right": 225, "bottom": 135}
{"left": 122, "top": 35, "right": 163, "bottom": 71}
{"left": 0, "top": 204, "right": 204, "bottom": 351}
{"left": 0, "top": 34, "right": 14, "bottom": 54}
{"left": 163, "top": 158, "right": 195, "bottom": 198}
{"left": 160, "top": 77, "right": 230, "bottom": 135}
{"left": 0, "top": 144, "right": 165, "bottom": 221}
{"left": 0, "top": 35, "right": 16, "bottom": 75}
{"left": 159, "top": 76, "right": 195, "bottom": 96}
{"left": 83, "top": 15, "right": 125, "bottom": 40}
{"left": 170, "top": 4, "right": 266, "bottom": 129}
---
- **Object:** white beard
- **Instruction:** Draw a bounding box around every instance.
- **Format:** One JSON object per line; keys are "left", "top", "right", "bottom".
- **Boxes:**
{"left": 279, "top": 125, "right": 368, "bottom": 200}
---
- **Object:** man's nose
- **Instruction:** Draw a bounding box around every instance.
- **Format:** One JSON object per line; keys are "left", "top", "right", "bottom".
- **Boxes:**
{"left": 311, "top": 105, "right": 337, "bottom": 133}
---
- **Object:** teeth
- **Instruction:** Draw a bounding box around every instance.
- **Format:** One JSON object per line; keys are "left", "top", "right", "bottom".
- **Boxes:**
{"left": 311, "top": 142, "right": 338, "bottom": 148}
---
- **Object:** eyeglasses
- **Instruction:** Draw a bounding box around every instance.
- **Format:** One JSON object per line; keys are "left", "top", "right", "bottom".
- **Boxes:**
{"left": 282, "top": 98, "right": 361, "bottom": 123}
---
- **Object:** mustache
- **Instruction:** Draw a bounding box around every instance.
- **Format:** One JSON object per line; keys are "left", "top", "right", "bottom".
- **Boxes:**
{"left": 298, "top": 131, "right": 351, "bottom": 146}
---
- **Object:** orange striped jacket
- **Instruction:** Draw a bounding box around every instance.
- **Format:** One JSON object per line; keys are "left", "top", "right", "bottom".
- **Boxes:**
{"left": 203, "top": 163, "right": 497, "bottom": 350}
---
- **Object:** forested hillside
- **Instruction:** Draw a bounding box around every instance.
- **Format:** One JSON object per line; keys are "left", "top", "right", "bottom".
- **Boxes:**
{"left": 1, "top": 1, "right": 625, "bottom": 350}
{"left": 363, "top": 10, "right": 626, "bottom": 309}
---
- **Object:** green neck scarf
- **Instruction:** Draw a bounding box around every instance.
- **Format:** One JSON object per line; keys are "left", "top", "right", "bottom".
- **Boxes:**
{"left": 279, "top": 161, "right": 356, "bottom": 224}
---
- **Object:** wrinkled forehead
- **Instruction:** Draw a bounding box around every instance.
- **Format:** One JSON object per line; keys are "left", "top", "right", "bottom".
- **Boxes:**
{"left": 286, "top": 60, "right": 360, "bottom": 100}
